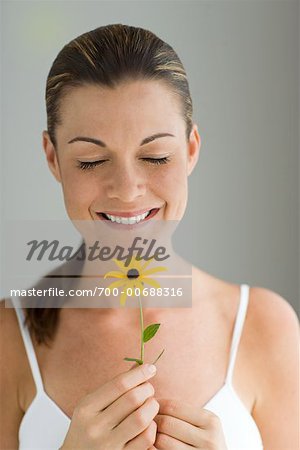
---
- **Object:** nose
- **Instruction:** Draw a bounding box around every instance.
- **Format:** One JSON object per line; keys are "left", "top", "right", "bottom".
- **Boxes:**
{"left": 106, "top": 161, "right": 146, "bottom": 202}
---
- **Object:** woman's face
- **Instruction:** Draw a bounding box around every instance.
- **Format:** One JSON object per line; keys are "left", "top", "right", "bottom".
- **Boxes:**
{"left": 43, "top": 80, "right": 200, "bottom": 224}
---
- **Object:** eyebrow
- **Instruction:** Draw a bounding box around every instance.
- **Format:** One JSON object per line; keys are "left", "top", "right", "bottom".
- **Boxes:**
{"left": 67, "top": 132, "right": 175, "bottom": 147}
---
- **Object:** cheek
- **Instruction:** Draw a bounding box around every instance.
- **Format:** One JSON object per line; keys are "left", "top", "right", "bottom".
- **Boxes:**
{"left": 150, "top": 160, "right": 188, "bottom": 220}
{"left": 163, "top": 159, "right": 189, "bottom": 218}
{"left": 155, "top": 160, "right": 187, "bottom": 194}
{"left": 59, "top": 163, "right": 102, "bottom": 215}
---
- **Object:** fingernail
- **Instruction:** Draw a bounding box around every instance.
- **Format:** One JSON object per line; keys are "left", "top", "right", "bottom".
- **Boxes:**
{"left": 146, "top": 364, "right": 157, "bottom": 375}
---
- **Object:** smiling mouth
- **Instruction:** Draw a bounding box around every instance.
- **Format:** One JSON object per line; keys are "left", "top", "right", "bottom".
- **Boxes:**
{"left": 97, "top": 208, "right": 159, "bottom": 225}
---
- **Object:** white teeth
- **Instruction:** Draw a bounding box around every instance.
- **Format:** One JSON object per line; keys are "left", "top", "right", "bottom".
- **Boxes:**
{"left": 104, "top": 210, "right": 151, "bottom": 224}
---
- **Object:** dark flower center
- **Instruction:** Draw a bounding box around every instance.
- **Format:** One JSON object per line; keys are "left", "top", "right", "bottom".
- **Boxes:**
{"left": 127, "top": 268, "right": 140, "bottom": 279}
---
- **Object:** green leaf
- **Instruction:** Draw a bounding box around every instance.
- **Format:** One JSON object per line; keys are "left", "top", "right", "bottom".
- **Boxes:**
{"left": 124, "top": 357, "right": 143, "bottom": 365}
{"left": 143, "top": 323, "right": 160, "bottom": 343}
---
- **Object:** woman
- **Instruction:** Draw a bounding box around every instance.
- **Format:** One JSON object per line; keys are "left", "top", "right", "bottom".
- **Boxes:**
{"left": 1, "top": 24, "right": 298, "bottom": 450}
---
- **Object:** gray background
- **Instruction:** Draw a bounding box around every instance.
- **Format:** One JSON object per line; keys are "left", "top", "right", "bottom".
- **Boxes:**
{"left": 1, "top": 0, "right": 299, "bottom": 314}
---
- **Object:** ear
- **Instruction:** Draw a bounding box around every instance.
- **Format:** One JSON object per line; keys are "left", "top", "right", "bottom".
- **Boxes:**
{"left": 42, "top": 131, "right": 62, "bottom": 183}
{"left": 187, "top": 124, "right": 201, "bottom": 176}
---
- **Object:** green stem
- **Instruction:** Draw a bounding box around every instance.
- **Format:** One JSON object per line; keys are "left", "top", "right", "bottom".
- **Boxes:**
{"left": 152, "top": 348, "right": 165, "bottom": 365}
{"left": 138, "top": 295, "right": 144, "bottom": 363}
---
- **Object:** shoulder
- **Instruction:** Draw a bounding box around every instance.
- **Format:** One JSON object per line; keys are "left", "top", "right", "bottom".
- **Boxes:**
{"left": 0, "top": 298, "right": 28, "bottom": 391}
{"left": 0, "top": 298, "right": 34, "bottom": 391}
{"left": 0, "top": 299, "right": 26, "bottom": 448}
{"left": 245, "top": 286, "right": 298, "bottom": 388}
{"left": 192, "top": 269, "right": 298, "bottom": 363}
{"left": 247, "top": 286, "right": 299, "bottom": 346}
{"left": 193, "top": 267, "right": 298, "bottom": 338}
{"left": 0, "top": 298, "right": 23, "bottom": 360}
{"left": 0, "top": 297, "right": 25, "bottom": 348}
{"left": 247, "top": 291, "right": 299, "bottom": 446}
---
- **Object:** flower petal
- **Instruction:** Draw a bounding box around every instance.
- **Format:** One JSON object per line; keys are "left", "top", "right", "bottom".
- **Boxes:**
{"left": 120, "top": 279, "right": 144, "bottom": 302}
{"left": 142, "top": 277, "right": 161, "bottom": 289}
{"left": 142, "top": 266, "right": 168, "bottom": 277}
{"left": 106, "top": 279, "right": 126, "bottom": 291}
{"left": 127, "top": 256, "right": 143, "bottom": 272}
{"left": 140, "top": 257, "right": 155, "bottom": 271}
{"left": 104, "top": 271, "right": 126, "bottom": 279}
{"left": 112, "top": 258, "right": 127, "bottom": 273}
{"left": 134, "top": 280, "right": 145, "bottom": 292}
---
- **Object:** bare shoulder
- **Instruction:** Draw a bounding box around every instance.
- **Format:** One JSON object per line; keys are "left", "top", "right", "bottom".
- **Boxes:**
{"left": 249, "top": 284, "right": 298, "bottom": 319}
{"left": 192, "top": 266, "right": 299, "bottom": 338}
{"left": 244, "top": 285, "right": 299, "bottom": 390}
{"left": 0, "top": 297, "right": 26, "bottom": 383}
{"left": 246, "top": 285, "right": 299, "bottom": 350}
{"left": 0, "top": 298, "right": 23, "bottom": 365}
{"left": 0, "top": 298, "right": 32, "bottom": 395}
{"left": 192, "top": 266, "right": 299, "bottom": 377}
{"left": 0, "top": 299, "right": 26, "bottom": 449}
{"left": 247, "top": 287, "right": 299, "bottom": 448}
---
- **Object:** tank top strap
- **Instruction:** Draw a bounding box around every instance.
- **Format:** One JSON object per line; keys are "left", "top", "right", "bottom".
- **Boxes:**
{"left": 11, "top": 297, "right": 44, "bottom": 393}
{"left": 225, "top": 284, "right": 250, "bottom": 386}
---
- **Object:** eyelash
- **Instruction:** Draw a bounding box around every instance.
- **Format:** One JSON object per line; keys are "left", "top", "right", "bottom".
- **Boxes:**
{"left": 77, "top": 157, "right": 170, "bottom": 171}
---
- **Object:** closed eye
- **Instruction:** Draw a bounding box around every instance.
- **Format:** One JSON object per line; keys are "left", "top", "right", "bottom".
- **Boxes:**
{"left": 77, "top": 160, "right": 108, "bottom": 170}
{"left": 141, "top": 157, "right": 170, "bottom": 165}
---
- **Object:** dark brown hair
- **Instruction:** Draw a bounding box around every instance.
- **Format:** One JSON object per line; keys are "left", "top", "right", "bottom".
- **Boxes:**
{"left": 27, "top": 24, "right": 193, "bottom": 345}
{"left": 46, "top": 23, "right": 193, "bottom": 148}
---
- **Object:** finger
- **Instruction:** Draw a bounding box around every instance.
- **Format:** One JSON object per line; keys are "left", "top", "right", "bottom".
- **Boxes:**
{"left": 154, "top": 413, "right": 201, "bottom": 447}
{"left": 104, "top": 381, "right": 155, "bottom": 429}
{"left": 130, "top": 362, "right": 140, "bottom": 369}
{"left": 116, "top": 397, "right": 159, "bottom": 444}
{"left": 125, "top": 420, "right": 157, "bottom": 449}
{"left": 155, "top": 432, "right": 194, "bottom": 449}
{"left": 80, "top": 364, "right": 157, "bottom": 413}
{"left": 157, "top": 398, "right": 219, "bottom": 429}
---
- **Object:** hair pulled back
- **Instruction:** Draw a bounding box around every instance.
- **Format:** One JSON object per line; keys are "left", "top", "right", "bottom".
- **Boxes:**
{"left": 46, "top": 24, "right": 193, "bottom": 147}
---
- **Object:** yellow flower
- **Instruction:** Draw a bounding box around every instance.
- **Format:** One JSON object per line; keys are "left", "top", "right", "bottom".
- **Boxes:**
{"left": 104, "top": 256, "right": 167, "bottom": 306}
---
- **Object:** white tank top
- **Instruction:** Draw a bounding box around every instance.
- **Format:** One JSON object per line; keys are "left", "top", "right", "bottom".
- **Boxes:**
{"left": 11, "top": 284, "right": 264, "bottom": 450}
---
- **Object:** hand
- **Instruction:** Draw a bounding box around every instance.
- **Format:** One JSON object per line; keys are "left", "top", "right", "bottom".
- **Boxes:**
{"left": 60, "top": 364, "right": 159, "bottom": 450}
{"left": 153, "top": 398, "right": 228, "bottom": 449}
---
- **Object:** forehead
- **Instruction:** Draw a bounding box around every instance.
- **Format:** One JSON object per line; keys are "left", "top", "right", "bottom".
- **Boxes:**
{"left": 57, "top": 80, "right": 185, "bottom": 137}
